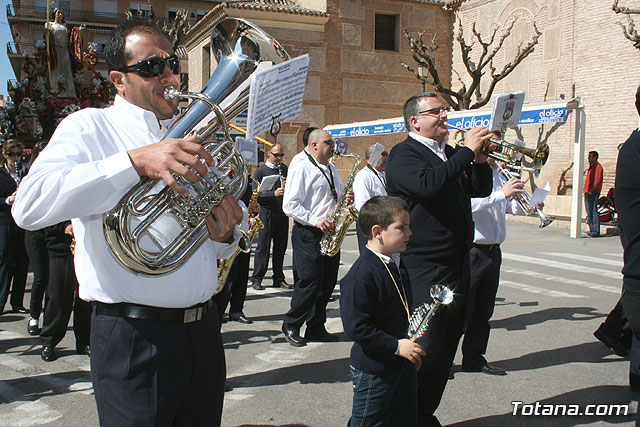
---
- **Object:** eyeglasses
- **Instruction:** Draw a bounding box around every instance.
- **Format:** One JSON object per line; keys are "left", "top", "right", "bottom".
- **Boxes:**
{"left": 418, "top": 106, "right": 450, "bottom": 116}
{"left": 7, "top": 151, "right": 22, "bottom": 157}
{"left": 271, "top": 153, "right": 285, "bottom": 157}
{"left": 116, "top": 55, "right": 180, "bottom": 78}
{"left": 320, "top": 139, "right": 335, "bottom": 146}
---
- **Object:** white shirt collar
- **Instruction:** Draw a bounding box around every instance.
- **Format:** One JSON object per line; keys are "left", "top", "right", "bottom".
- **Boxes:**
{"left": 113, "top": 95, "right": 178, "bottom": 138}
{"left": 366, "top": 245, "right": 401, "bottom": 267}
{"left": 265, "top": 160, "right": 278, "bottom": 169}
{"left": 409, "top": 131, "right": 447, "bottom": 161}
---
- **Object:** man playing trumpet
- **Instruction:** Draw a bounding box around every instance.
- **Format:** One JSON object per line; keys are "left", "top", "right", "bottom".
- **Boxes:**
{"left": 386, "top": 92, "right": 493, "bottom": 427}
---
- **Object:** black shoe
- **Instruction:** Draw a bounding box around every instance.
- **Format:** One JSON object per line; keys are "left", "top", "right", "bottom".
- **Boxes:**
{"left": 41, "top": 346, "right": 57, "bottom": 362}
{"left": 304, "top": 328, "right": 339, "bottom": 342}
{"left": 11, "top": 306, "right": 28, "bottom": 314}
{"left": 76, "top": 345, "right": 90, "bottom": 355}
{"left": 594, "top": 329, "right": 628, "bottom": 357}
{"left": 463, "top": 362, "right": 507, "bottom": 376}
{"left": 282, "top": 325, "right": 306, "bottom": 347}
{"left": 274, "top": 280, "right": 294, "bottom": 289}
{"left": 230, "top": 313, "right": 253, "bottom": 324}
{"left": 27, "top": 317, "right": 39, "bottom": 336}
{"left": 224, "top": 382, "right": 233, "bottom": 392}
{"left": 251, "top": 281, "right": 265, "bottom": 291}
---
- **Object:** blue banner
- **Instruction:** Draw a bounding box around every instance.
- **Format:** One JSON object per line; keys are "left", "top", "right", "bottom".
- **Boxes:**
{"left": 325, "top": 104, "right": 568, "bottom": 138}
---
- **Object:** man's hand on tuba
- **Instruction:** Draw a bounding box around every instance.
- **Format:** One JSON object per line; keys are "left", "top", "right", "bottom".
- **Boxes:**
{"left": 127, "top": 135, "right": 214, "bottom": 196}
{"left": 205, "top": 194, "right": 243, "bottom": 243}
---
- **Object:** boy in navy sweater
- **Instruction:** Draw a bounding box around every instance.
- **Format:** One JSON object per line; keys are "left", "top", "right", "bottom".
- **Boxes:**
{"left": 340, "top": 196, "right": 425, "bottom": 426}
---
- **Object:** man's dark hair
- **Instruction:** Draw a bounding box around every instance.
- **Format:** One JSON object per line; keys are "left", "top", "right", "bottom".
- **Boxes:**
{"left": 359, "top": 196, "right": 409, "bottom": 240}
{"left": 302, "top": 126, "right": 319, "bottom": 147}
{"left": 589, "top": 150, "right": 599, "bottom": 160}
{"left": 105, "top": 19, "right": 169, "bottom": 72}
{"left": 403, "top": 92, "right": 439, "bottom": 131}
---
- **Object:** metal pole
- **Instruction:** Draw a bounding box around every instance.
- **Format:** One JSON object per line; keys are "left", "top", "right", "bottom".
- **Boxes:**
{"left": 570, "top": 97, "right": 586, "bottom": 238}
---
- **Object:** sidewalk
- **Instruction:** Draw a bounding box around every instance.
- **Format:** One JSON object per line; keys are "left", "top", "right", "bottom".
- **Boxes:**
{"left": 507, "top": 214, "right": 620, "bottom": 236}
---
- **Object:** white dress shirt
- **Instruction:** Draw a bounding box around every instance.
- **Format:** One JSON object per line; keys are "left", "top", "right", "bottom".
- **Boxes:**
{"left": 353, "top": 165, "right": 387, "bottom": 211}
{"left": 12, "top": 95, "right": 239, "bottom": 308}
{"left": 282, "top": 151, "right": 344, "bottom": 227}
{"left": 288, "top": 148, "right": 308, "bottom": 169}
{"left": 471, "top": 166, "right": 525, "bottom": 245}
{"left": 409, "top": 131, "right": 448, "bottom": 162}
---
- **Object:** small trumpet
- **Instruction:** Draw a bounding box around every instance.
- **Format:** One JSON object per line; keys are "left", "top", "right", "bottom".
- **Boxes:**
{"left": 408, "top": 284, "right": 453, "bottom": 339}
{"left": 496, "top": 162, "right": 554, "bottom": 228}
{"left": 446, "top": 122, "right": 549, "bottom": 171}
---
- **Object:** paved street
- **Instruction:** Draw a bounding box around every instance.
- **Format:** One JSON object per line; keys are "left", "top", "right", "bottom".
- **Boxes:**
{"left": 0, "top": 221, "right": 636, "bottom": 426}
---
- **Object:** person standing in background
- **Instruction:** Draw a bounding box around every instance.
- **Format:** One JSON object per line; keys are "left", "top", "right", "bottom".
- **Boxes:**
{"left": 584, "top": 150, "right": 603, "bottom": 237}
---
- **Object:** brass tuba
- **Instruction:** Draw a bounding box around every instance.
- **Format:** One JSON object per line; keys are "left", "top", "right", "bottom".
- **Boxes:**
{"left": 103, "top": 15, "right": 289, "bottom": 275}
{"left": 319, "top": 152, "right": 361, "bottom": 257}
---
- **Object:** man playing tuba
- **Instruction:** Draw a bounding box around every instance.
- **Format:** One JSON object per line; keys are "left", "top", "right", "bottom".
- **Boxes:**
{"left": 12, "top": 20, "right": 243, "bottom": 425}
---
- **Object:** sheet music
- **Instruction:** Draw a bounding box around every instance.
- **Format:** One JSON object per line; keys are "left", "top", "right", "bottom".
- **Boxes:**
{"left": 246, "top": 54, "right": 310, "bottom": 140}
{"left": 528, "top": 182, "right": 550, "bottom": 206}
{"left": 258, "top": 175, "right": 280, "bottom": 194}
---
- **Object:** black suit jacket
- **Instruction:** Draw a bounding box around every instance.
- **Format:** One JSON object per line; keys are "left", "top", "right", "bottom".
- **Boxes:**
{"left": 386, "top": 136, "right": 492, "bottom": 267}
{"left": 0, "top": 168, "right": 18, "bottom": 226}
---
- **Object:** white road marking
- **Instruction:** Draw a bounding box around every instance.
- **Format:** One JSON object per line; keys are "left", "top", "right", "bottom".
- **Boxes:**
{"left": 546, "top": 252, "right": 623, "bottom": 268}
{"left": 500, "top": 280, "right": 585, "bottom": 298}
{"left": 501, "top": 267, "right": 621, "bottom": 294}
{"left": 502, "top": 253, "right": 622, "bottom": 280}
{"left": 0, "top": 355, "right": 93, "bottom": 395}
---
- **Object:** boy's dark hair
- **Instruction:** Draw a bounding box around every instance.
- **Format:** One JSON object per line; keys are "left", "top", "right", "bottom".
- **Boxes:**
{"left": 105, "top": 19, "right": 169, "bottom": 72}
{"left": 302, "top": 126, "right": 318, "bottom": 147}
{"left": 358, "top": 196, "right": 409, "bottom": 239}
{"left": 589, "top": 150, "right": 599, "bottom": 160}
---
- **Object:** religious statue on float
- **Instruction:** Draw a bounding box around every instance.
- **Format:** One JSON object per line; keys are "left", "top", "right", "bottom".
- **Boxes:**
{"left": 45, "top": 8, "right": 85, "bottom": 98}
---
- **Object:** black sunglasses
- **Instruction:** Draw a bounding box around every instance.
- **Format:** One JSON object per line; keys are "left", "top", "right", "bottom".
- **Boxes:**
{"left": 117, "top": 55, "right": 180, "bottom": 78}
{"left": 271, "top": 153, "right": 285, "bottom": 157}
{"left": 7, "top": 151, "right": 22, "bottom": 157}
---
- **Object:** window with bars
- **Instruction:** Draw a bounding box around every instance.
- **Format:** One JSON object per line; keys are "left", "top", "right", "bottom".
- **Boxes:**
{"left": 375, "top": 14, "right": 398, "bottom": 51}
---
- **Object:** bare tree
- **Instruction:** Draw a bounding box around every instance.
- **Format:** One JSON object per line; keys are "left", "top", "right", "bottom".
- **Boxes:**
{"left": 402, "top": 17, "right": 541, "bottom": 111}
{"left": 613, "top": 0, "right": 640, "bottom": 48}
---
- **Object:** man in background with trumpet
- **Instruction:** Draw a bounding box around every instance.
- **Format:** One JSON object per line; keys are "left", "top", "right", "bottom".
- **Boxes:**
{"left": 461, "top": 155, "right": 526, "bottom": 377}
{"left": 282, "top": 129, "right": 353, "bottom": 347}
{"left": 12, "top": 20, "right": 243, "bottom": 426}
{"left": 386, "top": 92, "right": 493, "bottom": 427}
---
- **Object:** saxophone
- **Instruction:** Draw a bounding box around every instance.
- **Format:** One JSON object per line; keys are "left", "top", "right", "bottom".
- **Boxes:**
{"left": 216, "top": 177, "right": 264, "bottom": 292}
{"left": 319, "top": 152, "right": 361, "bottom": 257}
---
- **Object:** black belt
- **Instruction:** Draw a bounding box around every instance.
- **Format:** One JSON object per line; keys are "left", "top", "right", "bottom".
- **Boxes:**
{"left": 94, "top": 298, "right": 215, "bottom": 324}
{"left": 473, "top": 243, "right": 500, "bottom": 250}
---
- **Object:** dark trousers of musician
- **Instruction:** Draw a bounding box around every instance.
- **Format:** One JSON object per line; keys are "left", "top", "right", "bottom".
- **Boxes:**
{"left": 251, "top": 209, "right": 288, "bottom": 284}
{"left": 621, "top": 284, "right": 640, "bottom": 423}
{"left": 407, "top": 256, "right": 469, "bottom": 427}
{"left": 461, "top": 244, "right": 501, "bottom": 368}
{"left": 25, "top": 229, "right": 49, "bottom": 319}
{"left": 0, "top": 223, "right": 29, "bottom": 312}
{"left": 283, "top": 223, "right": 340, "bottom": 333}
{"left": 355, "top": 221, "right": 368, "bottom": 255}
{"left": 90, "top": 303, "right": 225, "bottom": 426}
{"left": 216, "top": 250, "right": 250, "bottom": 320}
{"left": 40, "top": 254, "right": 91, "bottom": 348}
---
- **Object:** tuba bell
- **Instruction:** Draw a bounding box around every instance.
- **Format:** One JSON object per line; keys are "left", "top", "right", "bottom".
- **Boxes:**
{"left": 103, "top": 14, "right": 289, "bottom": 275}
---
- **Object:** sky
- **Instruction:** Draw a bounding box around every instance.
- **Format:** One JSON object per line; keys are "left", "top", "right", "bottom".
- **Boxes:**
{"left": 1, "top": 0, "right": 16, "bottom": 97}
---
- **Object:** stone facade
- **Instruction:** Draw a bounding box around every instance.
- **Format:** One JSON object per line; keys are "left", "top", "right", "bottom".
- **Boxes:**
{"left": 454, "top": 0, "right": 639, "bottom": 215}
{"left": 183, "top": 0, "right": 453, "bottom": 173}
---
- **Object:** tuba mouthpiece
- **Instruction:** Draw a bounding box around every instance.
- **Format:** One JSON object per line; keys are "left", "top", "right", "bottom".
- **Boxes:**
{"left": 163, "top": 86, "right": 180, "bottom": 101}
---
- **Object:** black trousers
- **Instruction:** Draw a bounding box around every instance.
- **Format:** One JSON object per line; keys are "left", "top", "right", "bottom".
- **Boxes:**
{"left": 24, "top": 229, "right": 49, "bottom": 318}
{"left": 216, "top": 250, "right": 250, "bottom": 318}
{"left": 406, "top": 256, "right": 469, "bottom": 427}
{"left": 283, "top": 222, "right": 340, "bottom": 332}
{"left": 90, "top": 303, "right": 225, "bottom": 427}
{"left": 40, "top": 255, "right": 91, "bottom": 348}
{"left": 461, "top": 245, "right": 502, "bottom": 367}
{"left": 0, "top": 223, "right": 29, "bottom": 312}
{"left": 621, "top": 285, "right": 640, "bottom": 424}
{"left": 251, "top": 209, "right": 288, "bottom": 284}
{"left": 355, "top": 221, "right": 368, "bottom": 255}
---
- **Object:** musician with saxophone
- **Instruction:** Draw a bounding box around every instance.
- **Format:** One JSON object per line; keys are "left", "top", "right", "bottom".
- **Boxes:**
{"left": 11, "top": 20, "right": 243, "bottom": 426}
{"left": 282, "top": 129, "right": 353, "bottom": 347}
{"left": 461, "top": 154, "right": 526, "bottom": 377}
{"left": 1, "top": 139, "right": 29, "bottom": 315}
{"left": 250, "top": 143, "right": 292, "bottom": 290}
{"left": 386, "top": 92, "right": 493, "bottom": 427}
